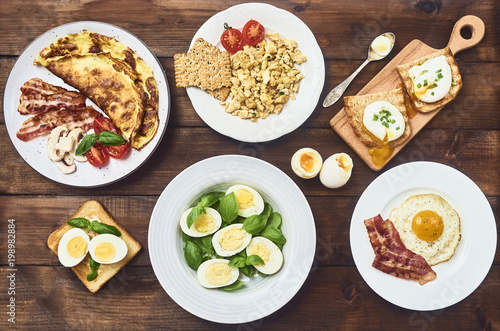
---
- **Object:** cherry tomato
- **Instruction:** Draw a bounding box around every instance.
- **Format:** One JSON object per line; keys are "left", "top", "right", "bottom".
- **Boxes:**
{"left": 242, "top": 20, "right": 265, "bottom": 46}
{"left": 93, "top": 117, "right": 130, "bottom": 159}
{"left": 220, "top": 23, "right": 245, "bottom": 54}
{"left": 85, "top": 142, "right": 109, "bottom": 167}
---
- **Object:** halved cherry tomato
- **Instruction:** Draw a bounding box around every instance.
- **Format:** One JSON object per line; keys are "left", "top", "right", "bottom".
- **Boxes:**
{"left": 242, "top": 19, "right": 265, "bottom": 46}
{"left": 85, "top": 142, "right": 109, "bottom": 167}
{"left": 93, "top": 117, "right": 130, "bottom": 159}
{"left": 220, "top": 23, "right": 245, "bottom": 54}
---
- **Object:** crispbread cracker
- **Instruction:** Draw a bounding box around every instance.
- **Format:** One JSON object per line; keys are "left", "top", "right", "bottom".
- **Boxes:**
{"left": 206, "top": 87, "right": 230, "bottom": 101}
{"left": 174, "top": 38, "right": 232, "bottom": 91}
{"left": 396, "top": 47, "right": 462, "bottom": 113}
{"left": 47, "top": 200, "right": 141, "bottom": 293}
{"left": 343, "top": 87, "right": 411, "bottom": 148}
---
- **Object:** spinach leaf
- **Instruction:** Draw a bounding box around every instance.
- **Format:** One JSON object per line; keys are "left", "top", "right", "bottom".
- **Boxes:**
{"left": 222, "top": 280, "right": 244, "bottom": 291}
{"left": 219, "top": 192, "right": 238, "bottom": 224}
{"left": 261, "top": 227, "right": 286, "bottom": 245}
{"left": 67, "top": 218, "right": 90, "bottom": 228}
{"left": 89, "top": 257, "right": 100, "bottom": 271}
{"left": 186, "top": 205, "right": 205, "bottom": 229}
{"left": 184, "top": 241, "right": 202, "bottom": 271}
{"left": 86, "top": 271, "right": 98, "bottom": 281}
{"left": 242, "top": 214, "right": 267, "bottom": 235}
{"left": 267, "top": 212, "right": 282, "bottom": 229}
{"left": 246, "top": 254, "right": 265, "bottom": 266}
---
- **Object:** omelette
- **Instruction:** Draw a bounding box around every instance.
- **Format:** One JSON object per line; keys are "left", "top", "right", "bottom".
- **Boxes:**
{"left": 34, "top": 30, "right": 159, "bottom": 149}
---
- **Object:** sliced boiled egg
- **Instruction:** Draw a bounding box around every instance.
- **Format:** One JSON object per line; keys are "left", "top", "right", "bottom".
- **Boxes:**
{"left": 291, "top": 148, "right": 323, "bottom": 179}
{"left": 226, "top": 184, "right": 264, "bottom": 217}
{"left": 88, "top": 234, "right": 128, "bottom": 264}
{"left": 319, "top": 153, "right": 353, "bottom": 189}
{"left": 212, "top": 223, "right": 252, "bottom": 257}
{"left": 58, "top": 228, "right": 90, "bottom": 267}
{"left": 371, "top": 35, "right": 392, "bottom": 56}
{"left": 197, "top": 259, "right": 240, "bottom": 288}
{"left": 363, "top": 101, "right": 405, "bottom": 142}
{"left": 180, "top": 207, "right": 222, "bottom": 237}
{"left": 408, "top": 55, "right": 452, "bottom": 103}
{"left": 246, "top": 236, "right": 284, "bottom": 275}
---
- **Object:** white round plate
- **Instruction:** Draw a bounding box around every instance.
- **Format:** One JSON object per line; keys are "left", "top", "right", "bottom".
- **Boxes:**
{"left": 187, "top": 3, "right": 325, "bottom": 143}
{"left": 3, "top": 21, "right": 170, "bottom": 187}
{"left": 350, "top": 161, "right": 496, "bottom": 311}
{"left": 149, "top": 155, "right": 316, "bottom": 323}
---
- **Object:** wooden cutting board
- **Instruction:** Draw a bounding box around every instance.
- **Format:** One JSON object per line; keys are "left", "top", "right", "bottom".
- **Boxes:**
{"left": 329, "top": 15, "right": 485, "bottom": 171}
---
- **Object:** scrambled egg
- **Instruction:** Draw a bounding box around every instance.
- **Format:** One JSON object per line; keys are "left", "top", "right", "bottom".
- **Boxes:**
{"left": 221, "top": 32, "right": 307, "bottom": 121}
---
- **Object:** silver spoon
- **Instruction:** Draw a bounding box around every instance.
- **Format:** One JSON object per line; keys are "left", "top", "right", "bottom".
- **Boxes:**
{"left": 323, "top": 32, "right": 396, "bottom": 108}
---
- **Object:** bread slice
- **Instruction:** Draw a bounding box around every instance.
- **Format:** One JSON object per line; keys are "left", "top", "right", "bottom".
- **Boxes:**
{"left": 396, "top": 47, "right": 462, "bottom": 113}
{"left": 343, "top": 87, "right": 411, "bottom": 148}
{"left": 47, "top": 200, "right": 141, "bottom": 293}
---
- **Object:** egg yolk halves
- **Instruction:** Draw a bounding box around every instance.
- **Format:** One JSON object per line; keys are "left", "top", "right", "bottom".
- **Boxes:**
{"left": 300, "top": 153, "right": 316, "bottom": 173}
{"left": 193, "top": 213, "right": 215, "bottom": 233}
{"left": 219, "top": 227, "right": 246, "bottom": 251}
{"left": 95, "top": 242, "right": 117, "bottom": 262}
{"left": 412, "top": 210, "right": 444, "bottom": 242}
{"left": 235, "top": 189, "right": 255, "bottom": 209}
{"left": 67, "top": 236, "right": 88, "bottom": 258}
{"left": 206, "top": 262, "right": 232, "bottom": 286}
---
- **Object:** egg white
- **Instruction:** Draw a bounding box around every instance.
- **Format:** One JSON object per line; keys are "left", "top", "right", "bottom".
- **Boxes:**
{"left": 226, "top": 184, "right": 264, "bottom": 217}
{"left": 246, "top": 236, "right": 284, "bottom": 275}
{"left": 212, "top": 223, "right": 252, "bottom": 257}
{"left": 197, "top": 259, "right": 240, "bottom": 288}
{"left": 179, "top": 207, "right": 222, "bottom": 237}
{"left": 363, "top": 101, "right": 405, "bottom": 142}
{"left": 88, "top": 234, "right": 128, "bottom": 264}
{"left": 408, "top": 55, "right": 452, "bottom": 103}
{"left": 319, "top": 153, "right": 353, "bottom": 189}
{"left": 58, "top": 228, "right": 90, "bottom": 267}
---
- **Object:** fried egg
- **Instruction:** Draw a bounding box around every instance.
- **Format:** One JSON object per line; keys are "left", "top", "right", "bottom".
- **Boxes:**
{"left": 197, "top": 259, "right": 240, "bottom": 288}
{"left": 363, "top": 101, "right": 405, "bottom": 142}
{"left": 291, "top": 148, "right": 323, "bottom": 179}
{"left": 88, "top": 234, "right": 128, "bottom": 264}
{"left": 212, "top": 223, "right": 252, "bottom": 257}
{"left": 246, "top": 237, "right": 284, "bottom": 275}
{"left": 390, "top": 193, "right": 461, "bottom": 266}
{"left": 226, "top": 185, "right": 264, "bottom": 217}
{"left": 58, "top": 228, "right": 90, "bottom": 267}
{"left": 408, "top": 55, "right": 452, "bottom": 103}
{"left": 319, "top": 153, "right": 353, "bottom": 189}
{"left": 179, "top": 207, "right": 222, "bottom": 237}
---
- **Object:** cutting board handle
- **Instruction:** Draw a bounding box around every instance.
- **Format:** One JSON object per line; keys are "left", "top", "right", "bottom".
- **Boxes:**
{"left": 447, "top": 15, "right": 485, "bottom": 55}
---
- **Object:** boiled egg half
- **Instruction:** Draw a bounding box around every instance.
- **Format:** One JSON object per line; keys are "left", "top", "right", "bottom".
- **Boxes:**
{"left": 363, "top": 101, "right": 405, "bottom": 142}
{"left": 226, "top": 185, "right": 264, "bottom": 217}
{"left": 408, "top": 55, "right": 452, "bottom": 103}
{"left": 246, "top": 237, "right": 284, "bottom": 275}
{"left": 291, "top": 148, "right": 323, "bottom": 179}
{"left": 197, "top": 259, "right": 240, "bottom": 288}
{"left": 180, "top": 207, "right": 222, "bottom": 237}
{"left": 88, "top": 234, "right": 128, "bottom": 264}
{"left": 58, "top": 228, "right": 90, "bottom": 267}
{"left": 212, "top": 223, "right": 252, "bottom": 257}
{"left": 319, "top": 153, "right": 353, "bottom": 189}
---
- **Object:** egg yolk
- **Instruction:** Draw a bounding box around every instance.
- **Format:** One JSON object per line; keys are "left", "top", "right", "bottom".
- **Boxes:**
{"left": 412, "top": 210, "right": 444, "bottom": 242}
{"left": 300, "top": 153, "right": 316, "bottom": 173}
{"left": 193, "top": 213, "right": 215, "bottom": 233}
{"left": 95, "top": 242, "right": 116, "bottom": 262}
{"left": 67, "top": 236, "right": 87, "bottom": 258}
{"left": 248, "top": 243, "right": 270, "bottom": 265}
{"left": 219, "top": 227, "right": 246, "bottom": 251}
{"left": 235, "top": 189, "right": 254, "bottom": 210}
{"left": 206, "top": 262, "right": 232, "bottom": 286}
{"left": 336, "top": 154, "right": 352, "bottom": 172}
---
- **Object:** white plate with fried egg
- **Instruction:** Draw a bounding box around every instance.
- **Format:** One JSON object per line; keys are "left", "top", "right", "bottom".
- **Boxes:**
{"left": 350, "top": 161, "right": 496, "bottom": 311}
{"left": 148, "top": 155, "right": 316, "bottom": 323}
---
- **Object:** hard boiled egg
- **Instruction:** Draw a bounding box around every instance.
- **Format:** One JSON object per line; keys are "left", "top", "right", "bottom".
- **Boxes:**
{"left": 246, "top": 236, "right": 284, "bottom": 275}
{"left": 88, "top": 234, "right": 128, "bottom": 264}
{"left": 179, "top": 207, "right": 222, "bottom": 237}
{"left": 371, "top": 35, "right": 392, "bottom": 56}
{"left": 291, "top": 148, "right": 323, "bottom": 179}
{"left": 197, "top": 259, "right": 240, "bottom": 288}
{"left": 226, "top": 185, "right": 264, "bottom": 217}
{"left": 319, "top": 153, "right": 353, "bottom": 189}
{"left": 408, "top": 55, "right": 452, "bottom": 103}
{"left": 58, "top": 228, "right": 90, "bottom": 267}
{"left": 212, "top": 223, "right": 252, "bottom": 257}
{"left": 363, "top": 101, "right": 405, "bottom": 142}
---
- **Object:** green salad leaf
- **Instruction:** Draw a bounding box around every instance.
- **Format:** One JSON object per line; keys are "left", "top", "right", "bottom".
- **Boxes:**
{"left": 184, "top": 241, "right": 202, "bottom": 271}
{"left": 219, "top": 192, "right": 238, "bottom": 224}
{"left": 242, "top": 214, "right": 267, "bottom": 234}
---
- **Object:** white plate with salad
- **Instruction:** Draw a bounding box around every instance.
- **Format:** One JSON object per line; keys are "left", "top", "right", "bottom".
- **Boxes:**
{"left": 148, "top": 155, "right": 316, "bottom": 324}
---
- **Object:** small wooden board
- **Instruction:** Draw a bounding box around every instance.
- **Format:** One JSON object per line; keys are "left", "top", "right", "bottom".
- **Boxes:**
{"left": 329, "top": 15, "right": 485, "bottom": 171}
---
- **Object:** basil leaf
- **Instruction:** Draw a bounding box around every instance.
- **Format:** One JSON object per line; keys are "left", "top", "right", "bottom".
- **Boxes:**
{"left": 86, "top": 271, "right": 98, "bottom": 281}
{"left": 219, "top": 192, "right": 239, "bottom": 224}
{"left": 200, "top": 235, "right": 214, "bottom": 256}
{"left": 246, "top": 254, "right": 265, "bottom": 266}
{"left": 198, "top": 192, "right": 224, "bottom": 207}
{"left": 261, "top": 227, "right": 286, "bottom": 245}
{"left": 75, "top": 133, "right": 98, "bottom": 156}
{"left": 240, "top": 265, "right": 255, "bottom": 278}
{"left": 89, "top": 257, "right": 100, "bottom": 271}
{"left": 90, "top": 221, "right": 121, "bottom": 237}
{"left": 182, "top": 233, "right": 192, "bottom": 243}
{"left": 222, "top": 280, "right": 244, "bottom": 291}
{"left": 242, "top": 214, "right": 267, "bottom": 235}
{"left": 257, "top": 271, "right": 268, "bottom": 277}
{"left": 267, "top": 212, "right": 282, "bottom": 229}
{"left": 233, "top": 216, "right": 246, "bottom": 224}
{"left": 67, "top": 218, "right": 90, "bottom": 229}
{"left": 186, "top": 206, "right": 205, "bottom": 229}
{"left": 228, "top": 256, "right": 246, "bottom": 268}
{"left": 261, "top": 202, "right": 273, "bottom": 218}
{"left": 184, "top": 241, "right": 202, "bottom": 271}
{"left": 97, "top": 130, "right": 127, "bottom": 146}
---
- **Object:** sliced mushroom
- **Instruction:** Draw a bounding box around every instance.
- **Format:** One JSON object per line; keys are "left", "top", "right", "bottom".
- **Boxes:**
{"left": 63, "top": 153, "right": 74, "bottom": 166}
{"left": 53, "top": 159, "right": 76, "bottom": 174}
{"left": 47, "top": 126, "right": 69, "bottom": 161}
{"left": 68, "top": 128, "right": 87, "bottom": 162}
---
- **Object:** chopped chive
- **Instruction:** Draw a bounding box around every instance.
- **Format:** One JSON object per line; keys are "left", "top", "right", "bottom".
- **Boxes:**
{"left": 423, "top": 80, "right": 428, "bottom": 86}
{"left": 373, "top": 114, "right": 379, "bottom": 121}
{"left": 420, "top": 70, "right": 428, "bottom": 75}
{"left": 437, "top": 73, "right": 443, "bottom": 79}
{"left": 431, "top": 92, "right": 435, "bottom": 96}
{"left": 396, "top": 126, "right": 400, "bottom": 130}
{"left": 436, "top": 69, "right": 442, "bottom": 73}
{"left": 417, "top": 83, "right": 422, "bottom": 88}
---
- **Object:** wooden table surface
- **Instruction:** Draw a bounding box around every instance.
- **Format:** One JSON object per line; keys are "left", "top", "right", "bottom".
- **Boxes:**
{"left": 1, "top": 0, "right": 498, "bottom": 329}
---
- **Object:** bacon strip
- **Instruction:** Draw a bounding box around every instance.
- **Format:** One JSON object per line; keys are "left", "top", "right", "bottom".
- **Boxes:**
{"left": 20, "top": 78, "right": 67, "bottom": 95}
{"left": 16, "top": 107, "right": 101, "bottom": 142}
{"left": 364, "top": 215, "right": 436, "bottom": 285}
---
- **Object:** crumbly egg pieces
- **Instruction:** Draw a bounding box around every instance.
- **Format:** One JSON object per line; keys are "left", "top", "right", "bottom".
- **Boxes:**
{"left": 212, "top": 223, "right": 252, "bottom": 257}
{"left": 408, "top": 55, "right": 452, "bottom": 103}
{"left": 319, "top": 153, "right": 353, "bottom": 189}
{"left": 363, "top": 101, "right": 405, "bottom": 142}
{"left": 246, "top": 237, "right": 284, "bottom": 275}
{"left": 179, "top": 207, "right": 222, "bottom": 237}
{"left": 197, "top": 259, "right": 240, "bottom": 288}
{"left": 88, "top": 234, "right": 128, "bottom": 264}
{"left": 58, "top": 228, "right": 90, "bottom": 267}
{"left": 226, "top": 184, "right": 264, "bottom": 217}
{"left": 390, "top": 193, "right": 461, "bottom": 266}
{"left": 291, "top": 148, "right": 323, "bottom": 179}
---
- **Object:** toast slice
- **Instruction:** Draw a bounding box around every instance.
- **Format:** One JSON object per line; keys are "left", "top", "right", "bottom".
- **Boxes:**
{"left": 47, "top": 200, "right": 141, "bottom": 293}
{"left": 343, "top": 87, "right": 411, "bottom": 148}
{"left": 396, "top": 47, "right": 462, "bottom": 113}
